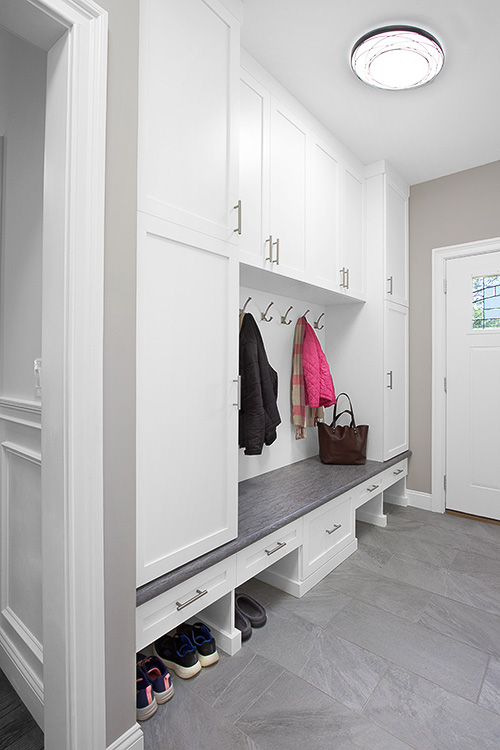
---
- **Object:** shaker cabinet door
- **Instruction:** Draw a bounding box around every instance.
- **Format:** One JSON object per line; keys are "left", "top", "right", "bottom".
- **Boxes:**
{"left": 385, "top": 177, "right": 409, "bottom": 307}
{"left": 384, "top": 301, "right": 408, "bottom": 459}
{"left": 138, "top": 0, "right": 240, "bottom": 241}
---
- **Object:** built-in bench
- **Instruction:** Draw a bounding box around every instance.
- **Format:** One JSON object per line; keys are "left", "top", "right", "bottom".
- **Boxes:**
{"left": 136, "top": 451, "right": 410, "bottom": 655}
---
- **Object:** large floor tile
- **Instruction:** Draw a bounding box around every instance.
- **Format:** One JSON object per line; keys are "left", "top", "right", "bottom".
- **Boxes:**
{"left": 478, "top": 656, "right": 500, "bottom": 716}
{"left": 211, "top": 652, "right": 284, "bottom": 723}
{"left": 327, "top": 597, "right": 488, "bottom": 701}
{"left": 348, "top": 541, "right": 393, "bottom": 572}
{"left": 450, "top": 548, "right": 500, "bottom": 586}
{"left": 327, "top": 558, "right": 432, "bottom": 622}
{"left": 267, "top": 576, "right": 352, "bottom": 628}
{"left": 411, "top": 523, "right": 500, "bottom": 560}
{"left": 363, "top": 664, "right": 500, "bottom": 750}
{"left": 379, "top": 553, "right": 500, "bottom": 616}
{"left": 245, "top": 605, "right": 322, "bottom": 675}
{"left": 141, "top": 676, "right": 259, "bottom": 750}
{"left": 236, "top": 670, "right": 414, "bottom": 750}
{"left": 385, "top": 504, "right": 500, "bottom": 546}
{"left": 300, "top": 629, "right": 389, "bottom": 711}
{"left": 356, "top": 522, "right": 458, "bottom": 567}
{"left": 419, "top": 594, "right": 500, "bottom": 657}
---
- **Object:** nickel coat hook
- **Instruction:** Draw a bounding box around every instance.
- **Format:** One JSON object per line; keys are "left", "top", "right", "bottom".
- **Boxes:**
{"left": 281, "top": 305, "right": 293, "bottom": 325}
{"left": 314, "top": 312, "right": 325, "bottom": 330}
{"left": 261, "top": 301, "right": 274, "bottom": 322}
{"left": 240, "top": 296, "right": 252, "bottom": 314}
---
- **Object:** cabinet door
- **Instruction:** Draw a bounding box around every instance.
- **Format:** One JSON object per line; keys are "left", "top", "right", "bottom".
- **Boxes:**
{"left": 308, "top": 135, "right": 341, "bottom": 290}
{"left": 239, "top": 69, "right": 270, "bottom": 268}
{"left": 384, "top": 301, "right": 408, "bottom": 459}
{"left": 269, "top": 98, "right": 308, "bottom": 276}
{"left": 385, "top": 177, "right": 409, "bottom": 306}
{"left": 136, "top": 214, "right": 239, "bottom": 586}
{"left": 341, "top": 165, "right": 365, "bottom": 299}
{"left": 138, "top": 0, "right": 240, "bottom": 242}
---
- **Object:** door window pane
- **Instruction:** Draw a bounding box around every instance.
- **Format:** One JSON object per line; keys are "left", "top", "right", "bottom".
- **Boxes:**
{"left": 472, "top": 275, "right": 500, "bottom": 329}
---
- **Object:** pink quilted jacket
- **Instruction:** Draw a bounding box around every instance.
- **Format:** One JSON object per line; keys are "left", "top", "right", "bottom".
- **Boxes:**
{"left": 302, "top": 320, "right": 336, "bottom": 407}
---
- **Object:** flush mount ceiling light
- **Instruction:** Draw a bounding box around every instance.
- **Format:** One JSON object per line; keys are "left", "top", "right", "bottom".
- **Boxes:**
{"left": 351, "top": 25, "right": 444, "bottom": 90}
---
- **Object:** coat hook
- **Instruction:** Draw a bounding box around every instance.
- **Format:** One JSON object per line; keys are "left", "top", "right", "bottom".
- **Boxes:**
{"left": 303, "top": 309, "right": 310, "bottom": 318}
{"left": 314, "top": 312, "right": 325, "bottom": 330}
{"left": 240, "top": 296, "right": 252, "bottom": 314}
{"left": 281, "top": 305, "right": 293, "bottom": 325}
{"left": 261, "top": 301, "right": 274, "bottom": 322}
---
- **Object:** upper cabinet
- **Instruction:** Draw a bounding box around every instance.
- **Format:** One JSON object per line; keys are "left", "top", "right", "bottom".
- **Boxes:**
{"left": 138, "top": 0, "right": 241, "bottom": 242}
{"left": 340, "top": 164, "right": 365, "bottom": 299}
{"left": 238, "top": 57, "right": 366, "bottom": 302}
{"left": 384, "top": 176, "right": 409, "bottom": 307}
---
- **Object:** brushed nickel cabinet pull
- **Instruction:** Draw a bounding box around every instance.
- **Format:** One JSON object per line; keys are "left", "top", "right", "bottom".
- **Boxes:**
{"left": 339, "top": 267, "right": 346, "bottom": 288}
{"left": 387, "top": 371, "right": 393, "bottom": 389}
{"left": 367, "top": 484, "right": 380, "bottom": 492}
{"left": 265, "top": 541, "right": 286, "bottom": 556}
{"left": 387, "top": 276, "right": 393, "bottom": 295}
{"left": 326, "top": 523, "right": 342, "bottom": 535}
{"left": 393, "top": 468, "right": 404, "bottom": 475}
{"left": 345, "top": 267, "right": 349, "bottom": 289}
{"left": 233, "top": 200, "right": 242, "bottom": 234}
{"left": 176, "top": 588, "right": 208, "bottom": 611}
{"left": 265, "top": 235, "right": 273, "bottom": 262}
{"left": 272, "top": 237, "right": 280, "bottom": 264}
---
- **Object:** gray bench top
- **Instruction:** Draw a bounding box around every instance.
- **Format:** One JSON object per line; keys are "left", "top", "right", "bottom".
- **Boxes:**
{"left": 136, "top": 451, "right": 410, "bottom": 606}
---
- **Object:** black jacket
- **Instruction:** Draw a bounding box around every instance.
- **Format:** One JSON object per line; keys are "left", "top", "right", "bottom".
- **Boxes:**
{"left": 239, "top": 313, "right": 281, "bottom": 455}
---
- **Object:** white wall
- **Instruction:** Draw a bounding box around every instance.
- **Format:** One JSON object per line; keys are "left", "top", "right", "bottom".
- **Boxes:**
{"left": 0, "top": 27, "right": 46, "bottom": 401}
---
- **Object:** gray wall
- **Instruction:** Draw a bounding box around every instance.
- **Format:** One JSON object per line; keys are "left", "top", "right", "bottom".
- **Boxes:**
{"left": 100, "top": 0, "right": 139, "bottom": 745}
{"left": 408, "top": 160, "right": 500, "bottom": 494}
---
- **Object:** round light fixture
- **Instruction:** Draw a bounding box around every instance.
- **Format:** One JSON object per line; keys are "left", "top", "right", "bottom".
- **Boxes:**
{"left": 351, "top": 25, "right": 444, "bottom": 90}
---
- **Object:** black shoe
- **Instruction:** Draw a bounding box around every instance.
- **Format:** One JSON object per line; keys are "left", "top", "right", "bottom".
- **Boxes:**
{"left": 177, "top": 622, "right": 219, "bottom": 667}
{"left": 154, "top": 633, "right": 201, "bottom": 679}
{"left": 235, "top": 607, "right": 252, "bottom": 641}
{"left": 235, "top": 593, "right": 267, "bottom": 628}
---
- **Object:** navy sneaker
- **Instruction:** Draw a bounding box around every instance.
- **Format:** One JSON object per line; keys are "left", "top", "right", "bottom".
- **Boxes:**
{"left": 137, "top": 654, "right": 175, "bottom": 704}
{"left": 177, "top": 622, "right": 219, "bottom": 667}
{"left": 154, "top": 633, "right": 201, "bottom": 679}
{"left": 136, "top": 665, "right": 157, "bottom": 721}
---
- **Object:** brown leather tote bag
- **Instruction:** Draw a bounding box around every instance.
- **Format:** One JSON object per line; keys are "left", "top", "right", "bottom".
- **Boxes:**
{"left": 317, "top": 393, "right": 368, "bottom": 465}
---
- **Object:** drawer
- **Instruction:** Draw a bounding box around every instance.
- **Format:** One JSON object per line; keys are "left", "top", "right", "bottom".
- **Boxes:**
{"left": 236, "top": 520, "right": 302, "bottom": 586}
{"left": 301, "top": 493, "right": 354, "bottom": 577}
{"left": 354, "top": 459, "right": 408, "bottom": 510}
{"left": 136, "top": 557, "right": 236, "bottom": 652}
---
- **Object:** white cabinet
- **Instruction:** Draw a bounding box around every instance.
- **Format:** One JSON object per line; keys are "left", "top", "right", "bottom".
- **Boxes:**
{"left": 138, "top": 0, "right": 241, "bottom": 241}
{"left": 340, "top": 164, "right": 365, "bottom": 299}
{"left": 301, "top": 494, "right": 354, "bottom": 578}
{"left": 308, "top": 135, "right": 341, "bottom": 291}
{"left": 136, "top": 215, "right": 239, "bottom": 586}
{"left": 268, "top": 97, "right": 308, "bottom": 277}
{"left": 384, "top": 176, "right": 409, "bottom": 307}
{"left": 384, "top": 301, "right": 409, "bottom": 459}
{"left": 238, "top": 69, "right": 270, "bottom": 268}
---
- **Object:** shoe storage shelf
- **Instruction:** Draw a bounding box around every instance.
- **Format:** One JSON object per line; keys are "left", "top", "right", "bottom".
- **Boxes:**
{"left": 136, "top": 453, "right": 409, "bottom": 656}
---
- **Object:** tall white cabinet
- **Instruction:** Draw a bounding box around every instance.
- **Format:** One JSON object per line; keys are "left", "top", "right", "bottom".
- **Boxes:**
{"left": 136, "top": 0, "right": 242, "bottom": 587}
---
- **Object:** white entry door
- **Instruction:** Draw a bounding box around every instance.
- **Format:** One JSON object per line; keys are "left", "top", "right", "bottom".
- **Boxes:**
{"left": 446, "top": 251, "right": 500, "bottom": 519}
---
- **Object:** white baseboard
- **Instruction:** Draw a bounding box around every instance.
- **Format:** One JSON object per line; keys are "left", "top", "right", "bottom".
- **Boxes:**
{"left": 0, "top": 633, "right": 44, "bottom": 729}
{"left": 405, "top": 489, "right": 433, "bottom": 511}
{"left": 107, "top": 724, "right": 144, "bottom": 750}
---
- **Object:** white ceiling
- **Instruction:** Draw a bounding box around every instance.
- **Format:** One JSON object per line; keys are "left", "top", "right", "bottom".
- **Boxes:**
{"left": 241, "top": 0, "right": 500, "bottom": 185}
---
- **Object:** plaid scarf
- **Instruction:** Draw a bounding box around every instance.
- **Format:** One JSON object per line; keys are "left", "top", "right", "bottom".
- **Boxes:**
{"left": 291, "top": 317, "right": 324, "bottom": 439}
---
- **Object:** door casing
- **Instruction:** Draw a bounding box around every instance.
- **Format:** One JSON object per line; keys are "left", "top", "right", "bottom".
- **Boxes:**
{"left": 432, "top": 237, "right": 500, "bottom": 514}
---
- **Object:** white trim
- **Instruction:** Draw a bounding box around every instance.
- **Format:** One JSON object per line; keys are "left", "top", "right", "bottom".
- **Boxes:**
{"left": 107, "top": 724, "right": 144, "bottom": 750}
{"left": 0, "top": 627, "right": 44, "bottom": 726}
{"left": 432, "top": 237, "right": 500, "bottom": 514}
{"left": 405, "top": 489, "right": 433, "bottom": 511}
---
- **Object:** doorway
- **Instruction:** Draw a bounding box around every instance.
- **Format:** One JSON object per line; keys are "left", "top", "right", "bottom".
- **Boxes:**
{"left": 432, "top": 237, "right": 500, "bottom": 518}
{"left": 0, "top": 2, "right": 107, "bottom": 748}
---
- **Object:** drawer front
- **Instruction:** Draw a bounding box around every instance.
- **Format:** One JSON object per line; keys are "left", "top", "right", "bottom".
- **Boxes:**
{"left": 302, "top": 494, "right": 354, "bottom": 577}
{"left": 236, "top": 520, "right": 302, "bottom": 586}
{"left": 355, "top": 459, "right": 408, "bottom": 509}
{"left": 136, "top": 557, "right": 236, "bottom": 651}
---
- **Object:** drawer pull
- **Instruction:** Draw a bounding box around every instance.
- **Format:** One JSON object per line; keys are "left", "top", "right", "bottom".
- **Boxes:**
{"left": 393, "top": 468, "right": 404, "bottom": 475}
{"left": 326, "top": 523, "right": 342, "bottom": 535}
{"left": 265, "top": 541, "right": 286, "bottom": 556}
{"left": 176, "top": 588, "right": 208, "bottom": 611}
{"left": 367, "top": 484, "right": 380, "bottom": 492}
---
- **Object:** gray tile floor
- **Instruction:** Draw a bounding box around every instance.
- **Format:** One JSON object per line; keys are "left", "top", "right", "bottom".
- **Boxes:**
{"left": 141, "top": 503, "right": 500, "bottom": 750}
